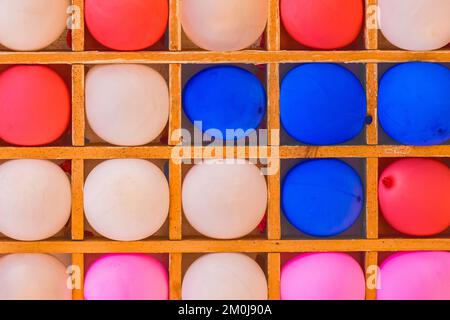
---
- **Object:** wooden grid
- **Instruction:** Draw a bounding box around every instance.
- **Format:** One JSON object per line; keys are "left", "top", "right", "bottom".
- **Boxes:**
{"left": 0, "top": 0, "right": 448, "bottom": 301}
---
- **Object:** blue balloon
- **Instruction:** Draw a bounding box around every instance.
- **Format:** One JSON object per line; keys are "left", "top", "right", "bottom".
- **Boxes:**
{"left": 282, "top": 159, "right": 364, "bottom": 237}
{"left": 280, "top": 63, "right": 366, "bottom": 145}
{"left": 379, "top": 62, "right": 450, "bottom": 146}
{"left": 183, "top": 66, "right": 266, "bottom": 141}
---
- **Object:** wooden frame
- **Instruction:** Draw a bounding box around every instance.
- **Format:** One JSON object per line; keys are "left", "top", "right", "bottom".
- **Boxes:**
{"left": 0, "top": 0, "right": 448, "bottom": 301}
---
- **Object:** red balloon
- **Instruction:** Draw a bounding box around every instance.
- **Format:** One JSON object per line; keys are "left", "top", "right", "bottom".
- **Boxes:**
{"left": 281, "top": 0, "right": 364, "bottom": 49}
{"left": 379, "top": 158, "right": 450, "bottom": 236}
{"left": 0, "top": 66, "right": 70, "bottom": 146}
{"left": 85, "top": 0, "right": 168, "bottom": 51}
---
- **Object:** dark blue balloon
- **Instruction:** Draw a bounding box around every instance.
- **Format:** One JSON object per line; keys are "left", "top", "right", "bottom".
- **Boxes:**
{"left": 379, "top": 62, "right": 450, "bottom": 146}
{"left": 282, "top": 159, "right": 364, "bottom": 237}
{"left": 183, "top": 66, "right": 266, "bottom": 141}
{"left": 280, "top": 63, "right": 366, "bottom": 145}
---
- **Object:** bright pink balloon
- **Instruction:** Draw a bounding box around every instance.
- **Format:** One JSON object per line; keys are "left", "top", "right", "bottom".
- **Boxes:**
{"left": 281, "top": 253, "right": 365, "bottom": 300}
{"left": 378, "top": 251, "right": 450, "bottom": 300}
{"left": 84, "top": 254, "right": 168, "bottom": 300}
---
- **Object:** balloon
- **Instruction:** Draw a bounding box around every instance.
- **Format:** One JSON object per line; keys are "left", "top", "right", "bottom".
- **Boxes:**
{"left": 182, "top": 253, "right": 268, "bottom": 300}
{"left": 281, "top": 0, "right": 364, "bottom": 49}
{"left": 85, "top": 64, "right": 169, "bottom": 146}
{"left": 379, "top": 158, "right": 450, "bottom": 236}
{"left": 378, "top": 251, "right": 450, "bottom": 300}
{"left": 280, "top": 64, "right": 366, "bottom": 145}
{"left": 379, "top": 0, "right": 450, "bottom": 51}
{"left": 378, "top": 62, "right": 450, "bottom": 145}
{"left": 85, "top": 0, "right": 168, "bottom": 50}
{"left": 0, "top": 66, "right": 71, "bottom": 146}
{"left": 0, "top": 160, "right": 71, "bottom": 241}
{"left": 0, "top": 254, "right": 71, "bottom": 300}
{"left": 281, "top": 253, "right": 365, "bottom": 300}
{"left": 183, "top": 66, "right": 266, "bottom": 141}
{"left": 182, "top": 159, "right": 267, "bottom": 239}
{"left": 282, "top": 159, "right": 364, "bottom": 237}
{"left": 84, "top": 159, "right": 170, "bottom": 241}
{"left": 84, "top": 254, "right": 168, "bottom": 300}
{"left": 181, "top": 0, "right": 268, "bottom": 51}
{"left": 0, "top": 0, "right": 69, "bottom": 51}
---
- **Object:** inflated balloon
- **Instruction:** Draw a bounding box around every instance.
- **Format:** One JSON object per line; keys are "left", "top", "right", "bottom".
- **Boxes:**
{"left": 378, "top": 251, "right": 450, "bottom": 300}
{"left": 182, "top": 253, "right": 268, "bottom": 300}
{"left": 379, "top": 158, "right": 450, "bottom": 236}
{"left": 281, "top": 0, "right": 364, "bottom": 49}
{"left": 280, "top": 64, "right": 366, "bottom": 145}
{"left": 86, "top": 64, "right": 169, "bottom": 146}
{"left": 183, "top": 66, "right": 266, "bottom": 141}
{"left": 84, "top": 254, "right": 168, "bottom": 300}
{"left": 84, "top": 159, "right": 170, "bottom": 241}
{"left": 85, "top": 0, "right": 168, "bottom": 50}
{"left": 0, "top": 0, "right": 69, "bottom": 51}
{"left": 378, "top": 62, "right": 450, "bottom": 146}
{"left": 282, "top": 159, "right": 364, "bottom": 237}
{"left": 281, "top": 253, "right": 365, "bottom": 300}
{"left": 181, "top": 0, "right": 268, "bottom": 51}
{"left": 0, "top": 160, "right": 71, "bottom": 241}
{"left": 0, "top": 254, "right": 71, "bottom": 300}
{"left": 0, "top": 66, "right": 71, "bottom": 146}
{"left": 182, "top": 159, "right": 267, "bottom": 239}
{"left": 379, "top": 0, "right": 450, "bottom": 51}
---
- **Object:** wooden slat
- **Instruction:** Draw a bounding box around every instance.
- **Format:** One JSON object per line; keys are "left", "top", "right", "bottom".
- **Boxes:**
{"left": 70, "top": 0, "right": 85, "bottom": 52}
{"left": 169, "top": 253, "right": 182, "bottom": 300}
{"left": 71, "top": 65, "right": 85, "bottom": 146}
{"left": 365, "top": 0, "right": 379, "bottom": 50}
{"left": 366, "top": 63, "right": 378, "bottom": 145}
{"left": 267, "top": 64, "right": 280, "bottom": 146}
{"left": 1, "top": 50, "right": 449, "bottom": 64}
{"left": 366, "top": 158, "right": 379, "bottom": 239}
{"left": 169, "top": 160, "right": 182, "bottom": 240}
{"left": 169, "top": 0, "right": 182, "bottom": 51}
{"left": 71, "top": 253, "right": 84, "bottom": 300}
{"left": 364, "top": 252, "right": 378, "bottom": 300}
{"left": 71, "top": 160, "right": 84, "bottom": 240}
{"left": 267, "top": 158, "right": 281, "bottom": 240}
{"left": 267, "top": 253, "right": 280, "bottom": 300}
{"left": 266, "top": 0, "right": 280, "bottom": 51}
{"left": 0, "top": 239, "right": 448, "bottom": 254}
{"left": 169, "top": 64, "right": 182, "bottom": 145}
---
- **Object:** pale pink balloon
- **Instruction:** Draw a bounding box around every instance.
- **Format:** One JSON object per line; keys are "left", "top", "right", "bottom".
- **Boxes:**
{"left": 0, "top": 254, "right": 71, "bottom": 300}
{"left": 379, "top": 0, "right": 450, "bottom": 50}
{"left": 84, "top": 254, "right": 169, "bottom": 300}
{"left": 281, "top": 253, "right": 366, "bottom": 300}
{"left": 181, "top": 0, "right": 268, "bottom": 51}
{"left": 85, "top": 64, "right": 169, "bottom": 146}
{"left": 84, "top": 159, "right": 169, "bottom": 241}
{"left": 182, "top": 159, "right": 267, "bottom": 239}
{"left": 0, "top": 159, "right": 71, "bottom": 241}
{"left": 0, "top": 0, "right": 70, "bottom": 51}
{"left": 182, "top": 253, "right": 268, "bottom": 300}
{"left": 377, "top": 251, "right": 450, "bottom": 300}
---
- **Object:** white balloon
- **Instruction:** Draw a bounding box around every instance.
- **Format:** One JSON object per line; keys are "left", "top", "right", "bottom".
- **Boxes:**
{"left": 0, "top": 254, "right": 71, "bottom": 300}
{"left": 84, "top": 159, "right": 170, "bottom": 241}
{"left": 379, "top": 0, "right": 450, "bottom": 51}
{"left": 0, "top": 0, "right": 70, "bottom": 51}
{"left": 181, "top": 0, "right": 268, "bottom": 51}
{"left": 182, "top": 159, "right": 267, "bottom": 239}
{"left": 0, "top": 160, "right": 71, "bottom": 241}
{"left": 86, "top": 64, "right": 169, "bottom": 146}
{"left": 182, "top": 253, "right": 268, "bottom": 300}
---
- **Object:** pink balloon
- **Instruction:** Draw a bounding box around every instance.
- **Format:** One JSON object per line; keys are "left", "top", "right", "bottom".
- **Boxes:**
{"left": 378, "top": 251, "right": 450, "bottom": 300}
{"left": 281, "top": 253, "right": 366, "bottom": 300}
{"left": 84, "top": 254, "right": 168, "bottom": 300}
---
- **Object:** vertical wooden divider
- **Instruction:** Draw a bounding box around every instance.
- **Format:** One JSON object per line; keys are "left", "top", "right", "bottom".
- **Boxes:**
{"left": 365, "top": 0, "right": 379, "bottom": 301}
{"left": 71, "top": 0, "right": 85, "bottom": 52}
{"left": 72, "top": 65, "right": 85, "bottom": 147}
{"left": 71, "top": 253, "right": 85, "bottom": 300}
{"left": 267, "top": 0, "right": 280, "bottom": 51}
{"left": 168, "top": 0, "right": 183, "bottom": 300}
